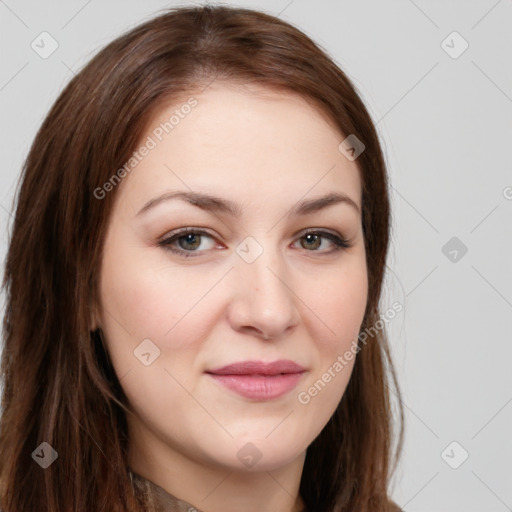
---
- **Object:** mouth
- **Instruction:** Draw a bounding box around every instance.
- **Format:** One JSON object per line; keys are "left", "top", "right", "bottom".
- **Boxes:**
{"left": 205, "top": 360, "right": 306, "bottom": 400}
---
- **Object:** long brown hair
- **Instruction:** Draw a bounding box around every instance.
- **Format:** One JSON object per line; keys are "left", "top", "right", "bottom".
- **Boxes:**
{"left": 0, "top": 5, "right": 403, "bottom": 511}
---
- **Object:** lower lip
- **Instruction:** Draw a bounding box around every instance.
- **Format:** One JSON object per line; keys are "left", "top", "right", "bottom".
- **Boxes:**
{"left": 207, "top": 373, "right": 304, "bottom": 400}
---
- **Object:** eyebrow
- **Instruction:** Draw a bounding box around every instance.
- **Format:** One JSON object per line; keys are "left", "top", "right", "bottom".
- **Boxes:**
{"left": 136, "top": 190, "right": 361, "bottom": 217}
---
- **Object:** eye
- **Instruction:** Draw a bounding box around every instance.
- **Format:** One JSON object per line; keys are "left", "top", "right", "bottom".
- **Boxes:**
{"left": 158, "top": 228, "right": 220, "bottom": 258}
{"left": 293, "top": 230, "right": 351, "bottom": 254}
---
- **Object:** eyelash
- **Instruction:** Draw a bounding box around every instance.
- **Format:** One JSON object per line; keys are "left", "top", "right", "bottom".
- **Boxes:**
{"left": 157, "top": 227, "right": 352, "bottom": 258}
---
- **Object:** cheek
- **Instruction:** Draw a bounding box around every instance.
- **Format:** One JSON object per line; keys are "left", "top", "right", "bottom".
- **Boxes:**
{"left": 97, "top": 248, "right": 212, "bottom": 420}
{"left": 294, "top": 261, "right": 367, "bottom": 430}
{"left": 306, "top": 257, "right": 368, "bottom": 352}
{"left": 100, "top": 242, "right": 205, "bottom": 340}
{"left": 297, "top": 255, "right": 367, "bottom": 405}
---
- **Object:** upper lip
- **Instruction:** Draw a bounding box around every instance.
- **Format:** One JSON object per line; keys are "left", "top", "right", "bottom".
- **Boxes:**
{"left": 206, "top": 360, "right": 305, "bottom": 376}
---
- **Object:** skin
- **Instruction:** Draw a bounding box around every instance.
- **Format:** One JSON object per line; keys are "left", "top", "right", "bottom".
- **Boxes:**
{"left": 96, "top": 81, "right": 368, "bottom": 512}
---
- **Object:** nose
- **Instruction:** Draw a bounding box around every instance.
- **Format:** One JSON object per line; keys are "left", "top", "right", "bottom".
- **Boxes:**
{"left": 226, "top": 244, "right": 300, "bottom": 341}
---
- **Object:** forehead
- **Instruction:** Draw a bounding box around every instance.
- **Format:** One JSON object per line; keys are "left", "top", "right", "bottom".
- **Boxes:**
{"left": 117, "top": 82, "right": 362, "bottom": 212}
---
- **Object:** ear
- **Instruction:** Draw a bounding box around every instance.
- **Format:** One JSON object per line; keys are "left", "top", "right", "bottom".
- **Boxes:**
{"left": 88, "top": 300, "right": 101, "bottom": 332}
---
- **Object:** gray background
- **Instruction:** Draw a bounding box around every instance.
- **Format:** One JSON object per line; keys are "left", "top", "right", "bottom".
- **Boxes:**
{"left": 1, "top": 1, "right": 511, "bottom": 510}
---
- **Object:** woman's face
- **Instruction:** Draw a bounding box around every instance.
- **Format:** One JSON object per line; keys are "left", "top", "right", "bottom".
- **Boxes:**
{"left": 97, "top": 82, "right": 368, "bottom": 473}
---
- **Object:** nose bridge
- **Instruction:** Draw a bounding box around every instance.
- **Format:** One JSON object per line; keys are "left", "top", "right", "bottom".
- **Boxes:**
{"left": 227, "top": 235, "right": 300, "bottom": 338}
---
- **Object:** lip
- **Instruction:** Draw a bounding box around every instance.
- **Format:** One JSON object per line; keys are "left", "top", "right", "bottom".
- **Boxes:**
{"left": 207, "top": 360, "right": 305, "bottom": 376}
{"left": 206, "top": 360, "right": 306, "bottom": 400}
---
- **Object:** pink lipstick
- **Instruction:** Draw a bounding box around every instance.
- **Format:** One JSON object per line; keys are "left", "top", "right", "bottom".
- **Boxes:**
{"left": 206, "top": 360, "right": 306, "bottom": 400}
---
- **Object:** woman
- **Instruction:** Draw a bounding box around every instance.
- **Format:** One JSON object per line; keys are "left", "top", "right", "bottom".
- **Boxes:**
{"left": 0, "top": 5, "right": 404, "bottom": 512}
